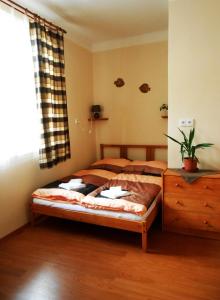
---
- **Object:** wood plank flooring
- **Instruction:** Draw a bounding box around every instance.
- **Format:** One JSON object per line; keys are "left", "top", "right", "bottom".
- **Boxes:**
{"left": 0, "top": 218, "right": 220, "bottom": 300}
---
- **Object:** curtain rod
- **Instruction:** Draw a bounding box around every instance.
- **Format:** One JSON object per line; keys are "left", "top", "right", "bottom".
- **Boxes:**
{"left": 0, "top": 0, "right": 67, "bottom": 33}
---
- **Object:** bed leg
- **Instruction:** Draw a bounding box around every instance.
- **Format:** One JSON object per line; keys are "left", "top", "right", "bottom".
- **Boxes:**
{"left": 142, "top": 225, "right": 147, "bottom": 252}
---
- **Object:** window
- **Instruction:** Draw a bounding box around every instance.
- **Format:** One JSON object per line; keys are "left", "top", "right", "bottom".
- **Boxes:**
{"left": 0, "top": 3, "right": 39, "bottom": 166}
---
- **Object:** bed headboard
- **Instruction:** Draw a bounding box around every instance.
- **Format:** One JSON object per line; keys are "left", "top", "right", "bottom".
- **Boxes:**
{"left": 100, "top": 144, "right": 167, "bottom": 161}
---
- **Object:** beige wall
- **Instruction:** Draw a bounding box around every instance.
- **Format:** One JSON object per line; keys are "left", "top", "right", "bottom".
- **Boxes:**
{"left": 93, "top": 42, "right": 168, "bottom": 159}
{"left": 169, "top": 0, "right": 220, "bottom": 169}
{"left": 65, "top": 38, "right": 96, "bottom": 170}
{"left": 0, "top": 37, "right": 96, "bottom": 238}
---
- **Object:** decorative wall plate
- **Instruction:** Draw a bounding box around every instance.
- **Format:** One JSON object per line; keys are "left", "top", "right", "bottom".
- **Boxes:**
{"left": 139, "top": 83, "right": 151, "bottom": 93}
{"left": 114, "top": 78, "right": 125, "bottom": 87}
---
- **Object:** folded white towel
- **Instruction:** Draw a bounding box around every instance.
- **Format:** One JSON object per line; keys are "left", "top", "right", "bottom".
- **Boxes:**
{"left": 69, "top": 178, "right": 82, "bottom": 184}
{"left": 100, "top": 189, "right": 130, "bottom": 199}
{"left": 109, "top": 186, "right": 122, "bottom": 192}
{"left": 59, "top": 182, "right": 86, "bottom": 191}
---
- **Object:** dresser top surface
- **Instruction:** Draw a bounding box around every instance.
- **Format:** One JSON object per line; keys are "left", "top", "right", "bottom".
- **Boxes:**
{"left": 164, "top": 169, "right": 220, "bottom": 179}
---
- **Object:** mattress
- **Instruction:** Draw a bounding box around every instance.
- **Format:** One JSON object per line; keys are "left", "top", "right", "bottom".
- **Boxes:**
{"left": 32, "top": 197, "right": 150, "bottom": 221}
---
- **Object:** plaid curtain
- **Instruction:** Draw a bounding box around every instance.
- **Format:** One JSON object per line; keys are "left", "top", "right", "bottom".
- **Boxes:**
{"left": 29, "top": 21, "right": 71, "bottom": 168}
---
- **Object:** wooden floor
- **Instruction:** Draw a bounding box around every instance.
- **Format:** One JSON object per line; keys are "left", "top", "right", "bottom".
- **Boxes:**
{"left": 0, "top": 218, "right": 220, "bottom": 300}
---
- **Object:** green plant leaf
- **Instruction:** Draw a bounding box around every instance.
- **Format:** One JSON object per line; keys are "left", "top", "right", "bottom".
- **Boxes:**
{"left": 188, "top": 128, "right": 195, "bottom": 149}
{"left": 180, "top": 144, "right": 186, "bottom": 161}
{"left": 178, "top": 128, "right": 192, "bottom": 157}
{"left": 164, "top": 134, "right": 182, "bottom": 146}
{"left": 178, "top": 128, "right": 188, "bottom": 145}
{"left": 194, "top": 143, "right": 214, "bottom": 149}
{"left": 191, "top": 145, "right": 196, "bottom": 159}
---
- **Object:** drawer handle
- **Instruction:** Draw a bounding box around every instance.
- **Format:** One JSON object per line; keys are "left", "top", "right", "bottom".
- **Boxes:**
{"left": 176, "top": 200, "right": 183, "bottom": 206}
{"left": 203, "top": 220, "right": 208, "bottom": 225}
{"left": 203, "top": 185, "right": 209, "bottom": 189}
{"left": 204, "top": 202, "right": 209, "bottom": 207}
{"left": 175, "top": 183, "right": 180, "bottom": 187}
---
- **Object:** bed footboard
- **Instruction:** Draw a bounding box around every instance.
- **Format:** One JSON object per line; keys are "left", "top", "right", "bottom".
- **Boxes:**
{"left": 31, "top": 192, "right": 161, "bottom": 252}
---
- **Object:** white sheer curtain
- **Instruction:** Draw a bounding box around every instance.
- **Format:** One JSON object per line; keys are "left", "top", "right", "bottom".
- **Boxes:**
{"left": 0, "top": 3, "right": 39, "bottom": 167}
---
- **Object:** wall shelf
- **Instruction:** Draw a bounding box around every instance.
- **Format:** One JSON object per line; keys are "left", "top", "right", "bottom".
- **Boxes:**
{"left": 88, "top": 117, "right": 109, "bottom": 121}
{"left": 161, "top": 116, "right": 168, "bottom": 119}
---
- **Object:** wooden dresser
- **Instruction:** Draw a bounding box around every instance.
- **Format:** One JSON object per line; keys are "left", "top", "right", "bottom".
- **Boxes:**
{"left": 163, "top": 169, "right": 220, "bottom": 239}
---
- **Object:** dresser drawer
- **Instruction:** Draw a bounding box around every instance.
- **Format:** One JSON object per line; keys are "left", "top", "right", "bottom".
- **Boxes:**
{"left": 164, "top": 176, "right": 220, "bottom": 196}
{"left": 163, "top": 208, "right": 220, "bottom": 233}
{"left": 163, "top": 193, "right": 220, "bottom": 214}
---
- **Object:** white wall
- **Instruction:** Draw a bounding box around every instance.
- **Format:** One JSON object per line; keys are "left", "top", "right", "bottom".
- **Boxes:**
{"left": 168, "top": 0, "right": 220, "bottom": 169}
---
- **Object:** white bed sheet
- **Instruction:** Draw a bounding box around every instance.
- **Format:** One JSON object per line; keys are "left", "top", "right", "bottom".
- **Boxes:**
{"left": 33, "top": 198, "right": 148, "bottom": 221}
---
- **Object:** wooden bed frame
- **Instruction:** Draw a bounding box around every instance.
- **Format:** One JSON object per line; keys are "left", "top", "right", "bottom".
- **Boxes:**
{"left": 100, "top": 144, "right": 167, "bottom": 161}
{"left": 31, "top": 144, "right": 167, "bottom": 252}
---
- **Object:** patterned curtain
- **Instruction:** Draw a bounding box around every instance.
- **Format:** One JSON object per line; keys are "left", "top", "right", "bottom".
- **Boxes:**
{"left": 29, "top": 21, "right": 71, "bottom": 168}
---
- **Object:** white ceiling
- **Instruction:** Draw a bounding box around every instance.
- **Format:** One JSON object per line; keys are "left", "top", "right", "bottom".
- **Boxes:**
{"left": 15, "top": 0, "right": 168, "bottom": 51}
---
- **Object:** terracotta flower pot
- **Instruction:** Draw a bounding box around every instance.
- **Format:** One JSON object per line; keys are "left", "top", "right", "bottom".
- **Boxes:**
{"left": 183, "top": 158, "right": 198, "bottom": 172}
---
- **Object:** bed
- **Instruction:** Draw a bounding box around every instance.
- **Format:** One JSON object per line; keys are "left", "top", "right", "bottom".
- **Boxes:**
{"left": 31, "top": 144, "right": 167, "bottom": 251}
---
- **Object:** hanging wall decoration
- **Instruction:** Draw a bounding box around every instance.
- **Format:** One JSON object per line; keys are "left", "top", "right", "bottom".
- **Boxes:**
{"left": 139, "top": 83, "right": 151, "bottom": 93}
{"left": 114, "top": 78, "right": 125, "bottom": 87}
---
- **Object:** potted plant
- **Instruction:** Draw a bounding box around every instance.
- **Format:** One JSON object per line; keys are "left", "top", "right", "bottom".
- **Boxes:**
{"left": 165, "top": 128, "right": 213, "bottom": 172}
{"left": 160, "top": 103, "right": 168, "bottom": 117}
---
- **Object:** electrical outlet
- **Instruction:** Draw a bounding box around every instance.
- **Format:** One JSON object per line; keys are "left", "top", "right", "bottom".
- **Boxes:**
{"left": 178, "top": 119, "right": 186, "bottom": 127}
{"left": 185, "top": 118, "right": 194, "bottom": 127}
{"left": 178, "top": 118, "right": 194, "bottom": 127}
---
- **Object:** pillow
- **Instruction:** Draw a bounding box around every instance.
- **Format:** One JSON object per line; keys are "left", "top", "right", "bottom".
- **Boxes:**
{"left": 123, "top": 160, "right": 167, "bottom": 176}
{"left": 89, "top": 158, "right": 131, "bottom": 173}
{"left": 142, "top": 160, "right": 167, "bottom": 176}
{"left": 71, "top": 169, "right": 117, "bottom": 187}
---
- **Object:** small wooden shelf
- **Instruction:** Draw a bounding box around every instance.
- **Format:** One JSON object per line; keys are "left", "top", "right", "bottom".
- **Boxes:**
{"left": 161, "top": 116, "right": 168, "bottom": 119}
{"left": 88, "top": 117, "right": 109, "bottom": 121}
